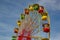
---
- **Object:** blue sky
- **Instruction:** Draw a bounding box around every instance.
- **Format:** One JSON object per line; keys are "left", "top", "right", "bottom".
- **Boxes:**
{"left": 0, "top": 0, "right": 60, "bottom": 40}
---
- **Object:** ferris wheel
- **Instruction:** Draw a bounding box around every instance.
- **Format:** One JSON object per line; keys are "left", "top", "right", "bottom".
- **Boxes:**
{"left": 12, "top": 4, "right": 50, "bottom": 40}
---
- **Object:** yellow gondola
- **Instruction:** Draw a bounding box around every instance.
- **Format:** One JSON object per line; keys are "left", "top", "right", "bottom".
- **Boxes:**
{"left": 41, "top": 15, "right": 47, "bottom": 20}
{"left": 29, "top": 5, "right": 34, "bottom": 11}
{"left": 17, "top": 20, "right": 21, "bottom": 27}
{"left": 42, "top": 38, "right": 49, "bottom": 40}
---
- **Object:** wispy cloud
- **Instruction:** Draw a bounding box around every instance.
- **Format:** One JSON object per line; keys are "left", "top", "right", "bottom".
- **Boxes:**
{"left": 51, "top": 33, "right": 60, "bottom": 40}
{"left": 0, "top": 36, "right": 11, "bottom": 40}
{"left": 38, "top": 0, "right": 60, "bottom": 10}
{"left": 0, "top": 22, "right": 14, "bottom": 37}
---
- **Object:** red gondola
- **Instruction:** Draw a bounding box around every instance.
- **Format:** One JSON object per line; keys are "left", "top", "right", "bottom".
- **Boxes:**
{"left": 25, "top": 8, "right": 29, "bottom": 15}
{"left": 38, "top": 6, "right": 44, "bottom": 14}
